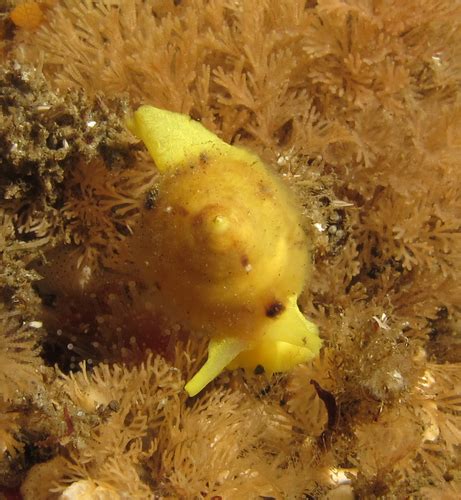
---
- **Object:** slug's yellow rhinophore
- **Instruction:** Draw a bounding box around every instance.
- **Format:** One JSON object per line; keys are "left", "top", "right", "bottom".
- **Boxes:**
{"left": 127, "top": 105, "right": 321, "bottom": 397}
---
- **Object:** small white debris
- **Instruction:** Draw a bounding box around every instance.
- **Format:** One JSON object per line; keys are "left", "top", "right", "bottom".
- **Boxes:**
{"left": 423, "top": 422, "right": 440, "bottom": 442}
{"left": 388, "top": 369, "right": 405, "bottom": 391}
{"left": 420, "top": 370, "right": 436, "bottom": 389}
{"left": 86, "top": 120, "right": 97, "bottom": 128}
{"left": 422, "top": 404, "right": 440, "bottom": 442}
{"left": 431, "top": 53, "right": 442, "bottom": 66}
{"left": 277, "top": 155, "right": 287, "bottom": 166}
{"left": 28, "top": 321, "right": 43, "bottom": 329}
{"left": 331, "top": 200, "right": 354, "bottom": 208}
{"left": 156, "top": 398, "right": 168, "bottom": 410}
{"left": 314, "top": 222, "right": 326, "bottom": 232}
{"left": 329, "top": 467, "right": 354, "bottom": 485}
{"left": 276, "top": 147, "right": 295, "bottom": 166}
{"left": 372, "top": 312, "right": 391, "bottom": 330}
{"left": 79, "top": 265, "right": 92, "bottom": 289}
{"left": 59, "top": 480, "right": 121, "bottom": 500}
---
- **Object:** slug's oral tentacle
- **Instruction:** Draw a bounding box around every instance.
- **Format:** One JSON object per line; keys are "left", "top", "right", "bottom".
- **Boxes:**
{"left": 126, "top": 105, "right": 322, "bottom": 396}
{"left": 127, "top": 105, "right": 230, "bottom": 172}
{"left": 184, "top": 337, "right": 248, "bottom": 397}
{"left": 127, "top": 105, "right": 261, "bottom": 172}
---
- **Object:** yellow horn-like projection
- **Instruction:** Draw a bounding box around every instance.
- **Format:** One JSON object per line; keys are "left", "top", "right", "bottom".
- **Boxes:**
{"left": 127, "top": 105, "right": 321, "bottom": 397}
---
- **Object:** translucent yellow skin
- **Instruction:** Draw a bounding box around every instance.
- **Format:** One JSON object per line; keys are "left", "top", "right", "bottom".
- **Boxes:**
{"left": 127, "top": 105, "right": 322, "bottom": 396}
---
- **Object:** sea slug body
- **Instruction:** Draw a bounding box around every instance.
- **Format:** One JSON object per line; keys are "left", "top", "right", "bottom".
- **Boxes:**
{"left": 127, "top": 105, "right": 322, "bottom": 396}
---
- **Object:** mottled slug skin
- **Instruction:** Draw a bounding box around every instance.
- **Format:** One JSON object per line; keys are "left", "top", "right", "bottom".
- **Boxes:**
{"left": 125, "top": 105, "right": 321, "bottom": 396}
{"left": 132, "top": 154, "right": 309, "bottom": 341}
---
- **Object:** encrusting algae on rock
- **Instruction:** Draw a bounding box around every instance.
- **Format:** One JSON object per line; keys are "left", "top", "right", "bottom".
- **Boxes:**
{"left": 126, "top": 105, "right": 322, "bottom": 396}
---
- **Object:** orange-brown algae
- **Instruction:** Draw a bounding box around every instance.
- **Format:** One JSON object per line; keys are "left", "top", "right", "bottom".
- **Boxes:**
{"left": 10, "top": 2, "right": 44, "bottom": 30}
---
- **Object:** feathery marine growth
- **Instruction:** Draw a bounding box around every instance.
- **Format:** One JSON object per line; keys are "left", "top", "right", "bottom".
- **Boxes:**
{"left": 0, "top": 0, "right": 460, "bottom": 498}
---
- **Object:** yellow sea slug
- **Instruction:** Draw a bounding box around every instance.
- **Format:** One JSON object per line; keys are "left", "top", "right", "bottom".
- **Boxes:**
{"left": 127, "top": 105, "right": 321, "bottom": 396}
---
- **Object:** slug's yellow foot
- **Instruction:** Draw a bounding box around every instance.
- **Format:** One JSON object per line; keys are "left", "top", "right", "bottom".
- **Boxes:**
{"left": 184, "top": 295, "right": 321, "bottom": 396}
{"left": 229, "top": 295, "right": 321, "bottom": 373}
{"left": 126, "top": 105, "right": 322, "bottom": 397}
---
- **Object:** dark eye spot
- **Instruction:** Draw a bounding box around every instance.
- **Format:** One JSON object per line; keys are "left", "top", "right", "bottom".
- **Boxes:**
{"left": 265, "top": 301, "right": 285, "bottom": 318}
{"left": 240, "top": 254, "right": 249, "bottom": 267}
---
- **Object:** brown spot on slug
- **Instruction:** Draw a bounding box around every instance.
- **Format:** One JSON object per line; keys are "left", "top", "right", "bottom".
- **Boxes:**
{"left": 254, "top": 364, "right": 265, "bottom": 375}
{"left": 258, "top": 179, "right": 274, "bottom": 198}
{"left": 265, "top": 301, "right": 285, "bottom": 318}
